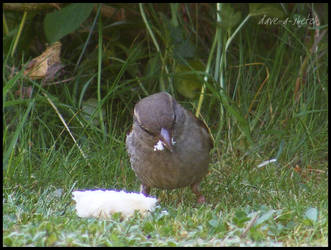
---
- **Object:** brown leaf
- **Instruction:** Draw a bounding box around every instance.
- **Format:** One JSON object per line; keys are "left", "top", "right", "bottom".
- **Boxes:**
{"left": 24, "top": 41, "right": 62, "bottom": 80}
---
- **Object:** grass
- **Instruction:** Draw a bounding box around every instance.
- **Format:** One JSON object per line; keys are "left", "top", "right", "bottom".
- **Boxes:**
{"left": 3, "top": 167, "right": 328, "bottom": 246}
{"left": 3, "top": 3, "right": 328, "bottom": 247}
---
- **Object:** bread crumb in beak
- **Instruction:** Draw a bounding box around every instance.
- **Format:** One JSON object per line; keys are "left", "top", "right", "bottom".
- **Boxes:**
{"left": 154, "top": 140, "right": 165, "bottom": 151}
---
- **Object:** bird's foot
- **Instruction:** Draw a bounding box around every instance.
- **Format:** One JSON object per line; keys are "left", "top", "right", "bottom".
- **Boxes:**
{"left": 197, "top": 195, "right": 206, "bottom": 204}
{"left": 140, "top": 184, "right": 151, "bottom": 197}
{"left": 191, "top": 183, "right": 206, "bottom": 204}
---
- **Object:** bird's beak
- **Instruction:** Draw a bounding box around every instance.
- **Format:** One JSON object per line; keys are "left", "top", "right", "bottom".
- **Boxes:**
{"left": 159, "top": 128, "right": 173, "bottom": 152}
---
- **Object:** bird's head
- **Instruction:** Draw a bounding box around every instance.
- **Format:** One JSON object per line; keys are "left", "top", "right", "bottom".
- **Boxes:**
{"left": 133, "top": 92, "right": 177, "bottom": 152}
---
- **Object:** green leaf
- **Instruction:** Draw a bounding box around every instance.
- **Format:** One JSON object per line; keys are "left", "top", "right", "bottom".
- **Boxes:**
{"left": 174, "top": 60, "right": 205, "bottom": 99}
{"left": 208, "top": 219, "right": 219, "bottom": 228}
{"left": 44, "top": 3, "right": 95, "bottom": 43}
{"left": 256, "top": 210, "right": 274, "bottom": 225}
{"left": 218, "top": 4, "right": 242, "bottom": 32}
{"left": 233, "top": 210, "right": 250, "bottom": 227}
{"left": 160, "top": 13, "right": 196, "bottom": 60}
{"left": 304, "top": 207, "right": 318, "bottom": 223}
{"left": 249, "top": 3, "right": 284, "bottom": 18}
{"left": 174, "top": 39, "right": 195, "bottom": 59}
{"left": 142, "top": 221, "right": 154, "bottom": 233}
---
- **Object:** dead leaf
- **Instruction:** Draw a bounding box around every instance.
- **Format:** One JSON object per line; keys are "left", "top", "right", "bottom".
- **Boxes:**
{"left": 24, "top": 41, "right": 63, "bottom": 80}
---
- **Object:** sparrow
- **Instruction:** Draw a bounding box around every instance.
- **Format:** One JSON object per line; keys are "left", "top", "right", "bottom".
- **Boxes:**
{"left": 126, "top": 92, "right": 213, "bottom": 203}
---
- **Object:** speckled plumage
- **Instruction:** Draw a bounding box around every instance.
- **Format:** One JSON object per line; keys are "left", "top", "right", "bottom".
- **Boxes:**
{"left": 126, "top": 92, "right": 212, "bottom": 203}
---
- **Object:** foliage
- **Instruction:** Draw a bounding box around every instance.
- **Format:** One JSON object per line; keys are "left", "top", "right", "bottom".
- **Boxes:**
{"left": 44, "top": 3, "right": 95, "bottom": 43}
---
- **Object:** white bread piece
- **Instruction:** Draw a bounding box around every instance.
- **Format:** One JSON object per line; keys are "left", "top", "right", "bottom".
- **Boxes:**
{"left": 72, "top": 189, "right": 157, "bottom": 219}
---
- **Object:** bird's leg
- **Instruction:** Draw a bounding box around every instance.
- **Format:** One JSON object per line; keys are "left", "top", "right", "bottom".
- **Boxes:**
{"left": 140, "top": 184, "right": 151, "bottom": 197}
{"left": 191, "top": 183, "right": 205, "bottom": 203}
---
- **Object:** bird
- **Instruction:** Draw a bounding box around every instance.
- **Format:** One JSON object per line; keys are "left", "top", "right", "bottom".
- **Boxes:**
{"left": 126, "top": 92, "right": 213, "bottom": 203}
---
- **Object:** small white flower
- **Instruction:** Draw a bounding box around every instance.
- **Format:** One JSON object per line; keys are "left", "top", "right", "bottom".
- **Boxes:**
{"left": 153, "top": 140, "right": 165, "bottom": 151}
